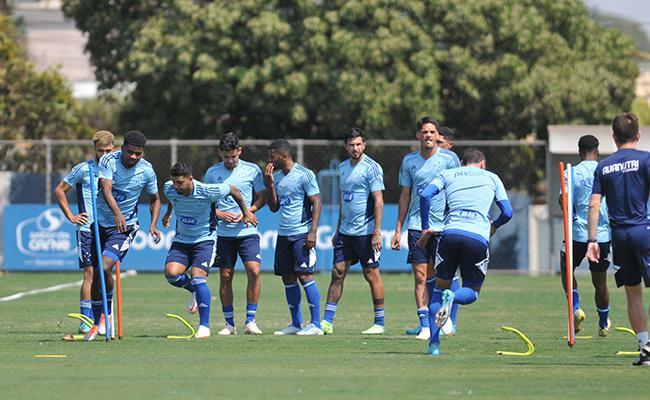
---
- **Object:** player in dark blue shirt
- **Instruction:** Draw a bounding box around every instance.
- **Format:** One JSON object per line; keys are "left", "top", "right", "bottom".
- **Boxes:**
{"left": 588, "top": 112, "right": 650, "bottom": 366}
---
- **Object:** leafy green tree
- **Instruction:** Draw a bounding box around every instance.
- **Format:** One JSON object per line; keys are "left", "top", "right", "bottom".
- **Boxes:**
{"left": 632, "top": 97, "right": 650, "bottom": 125}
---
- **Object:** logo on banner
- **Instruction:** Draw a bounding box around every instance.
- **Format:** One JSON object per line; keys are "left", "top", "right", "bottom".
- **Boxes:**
{"left": 16, "top": 208, "right": 76, "bottom": 257}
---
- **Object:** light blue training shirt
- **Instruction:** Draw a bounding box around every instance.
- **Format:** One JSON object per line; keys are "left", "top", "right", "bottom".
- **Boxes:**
{"left": 62, "top": 160, "right": 98, "bottom": 232}
{"left": 96, "top": 151, "right": 158, "bottom": 227}
{"left": 204, "top": 160, "right": 264, "bottom": 237}
{"left": 564, "top": 160, "right": 610, "bottom": 242}
{"left": 273, "top": 163, "right": 320, "bottom": 236}
{"left": 338, "top": 155, "right": 385, "bottom": 236}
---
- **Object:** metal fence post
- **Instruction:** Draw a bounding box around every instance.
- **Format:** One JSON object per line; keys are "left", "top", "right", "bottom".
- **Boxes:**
{"left": 296, "top": 138, "right": 304, "bottom": 165}
{"left": 170, "top": 138, "right": 178, "bottom": 167}
{"left": 45, "top": 138, "right": 52, "bottom": 204}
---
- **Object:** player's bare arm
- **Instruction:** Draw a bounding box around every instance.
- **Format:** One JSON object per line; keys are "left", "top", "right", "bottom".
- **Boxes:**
{"left": 162, "top": 201, "right": 173, "bottom": 229}
{"left": 586, "top": 193, "right": 602, "bottom": 263}
{"left": 149, "top": 192, "right": 162, "bottom": 243}
{"left": 55, "top": 181, "right": 89, "bottom": 226}
{"left": 263, "top": 163, "right": 279, "bottom": 212}
{"left": 228, "top": 184, "right": 257, "bottom": 227}
{"left": 391, "top": 186, "right": 411, "bottom": 250}
{"left": 371, "top": 190, "right": 384, "bottom": 253}
{"left": 306, "top": 194, "right": 321, "bottom": 249}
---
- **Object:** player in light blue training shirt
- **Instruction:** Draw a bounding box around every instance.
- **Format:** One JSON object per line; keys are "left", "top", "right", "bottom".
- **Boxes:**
{"left": 162, "top": 162, "right": 256, "bottom": 339}
{"left": 321, "top": 128, "right": 386, "bottom": 336}
{"left": 264, "top": 139, "right": 324, "bottom": 336}
{"left": 559, "top": 135, "right": 612, "bottom": 336}
{"left": 83, "top": 130, "right": 162, "bottom": 341}
{"left": 204, "top": 132, "right": 267, "bottom": 335}
{"left": 391, "top": 116, "right": 461, "bottom": 340}
{"left": 418, "top": 148, "right": 513, "bottom": 355}
{"left": 55, "top": 130, "right": 114, "bottom": 334}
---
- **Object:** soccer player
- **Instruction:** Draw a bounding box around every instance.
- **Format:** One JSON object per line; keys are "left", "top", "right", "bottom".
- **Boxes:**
{"left": 320, "top": 128, "right": 386, "bottom": 335}
{"left": 264, "top": 139, "right": 324, "bottom": 335}
{"left": 418, "top": 148, "right": 513, "bottom": 355}
{"left": 54, "top": 130, "right": 114, "bottom": 333}
{"left": 84, "top": 130, "right": 161, "bottom": 340}
{"left": 587, "top": 113, "right": 650, "bottom": 366}
{"left": 559, "top": 135, "right": 612, "bottom": 336}
{"left": 162, "top": 162, "right": 256, "bottom": 339}
{"left": 390, "top": 116, "right": 461, "bottom": 340}
{"left": 437, "top": 126, "right": 456, "bottom": 150}
{"left": 204, "top": 132, "right": 266, "bottom": 335}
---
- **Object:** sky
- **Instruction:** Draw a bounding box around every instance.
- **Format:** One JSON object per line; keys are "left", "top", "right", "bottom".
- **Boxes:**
{"left": 584, "top": 0, "right": 650, "bottom": 35}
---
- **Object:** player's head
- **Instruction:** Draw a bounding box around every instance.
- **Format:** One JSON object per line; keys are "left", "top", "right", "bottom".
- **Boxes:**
{"left": 461, "top": 148, "right": 486, "bottom": 169}
{"left": 170, "top": 162, "right": 194, "bottom": 195}
{"left": 612, "top": 112, "right": 640, "bottom": 146}
{"left": 343, "top": 127, "right": 366, "bottom": 160}
{"left": 437, "top": 126, "right": 455, "bottom": 150}
{"left": 121, "top": 130, "right": 147, "bottom": 168}
{"left": 219, "top": 132, "right": 242, "bottom": 170}
{"left": 92, "top": 130, "right": 114, "bottom": 161}
{"left": 416, "top": 116, "right": 439, "bottom": 150}
{"left": 578, "top": 134, "right": 599, "bottom": 160}
{"left": 268, "top": 139, "right": 292, "bottom": 169}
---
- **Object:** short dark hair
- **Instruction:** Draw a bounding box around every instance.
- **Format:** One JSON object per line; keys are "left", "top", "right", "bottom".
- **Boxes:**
{"left": 578, "top": 134, "right": 599, "bottom": 156}
{"left": 416, "top": 116, "right": 438, "bottom": 131}
{"left": 123, "top": 130, "right": 147, "bottom": 147}
{"left": 612, "top": 113, "right": 639, "bottom": 144}
{"left": 461, "top": 148, "right": 485, "bottom": 165}
{"left": 269, "top": 138, "right": 292, "bottom": 155}
{"left": 344, "top": 127, "right": 366, "bottom": 143}
{"left": 170, "top": 162, "right": 193, "bottom": 177}
{"left": 219, "top": 132, "right": 240, "bottom": 151}
{"left": 438, "top": 126, "right": 455, "bottom": 141}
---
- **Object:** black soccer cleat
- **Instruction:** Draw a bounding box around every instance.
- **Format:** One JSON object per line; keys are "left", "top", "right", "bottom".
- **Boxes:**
{"left": 632, "top": 343, "right": 650, "bottom": 366}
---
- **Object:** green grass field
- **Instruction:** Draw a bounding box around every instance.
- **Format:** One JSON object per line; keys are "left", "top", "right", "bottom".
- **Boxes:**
{"left": 0, "top": 272, "right": 647, "bottom": 399}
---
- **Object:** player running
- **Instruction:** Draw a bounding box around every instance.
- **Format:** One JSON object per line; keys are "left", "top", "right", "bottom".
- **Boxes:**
{"left": 54, "top": 130, "right": 114, "bottom": 333}
{"left": 320, "top": 128, "right": 386, "bottom": 335}
{"left": 264, "top": 139, "right": 324, "bottom": 336}
{"left": 587, "top": 113, "right": 650, "bottom": 366}
{"left": 418, "top": 148, "right": 513, "bottom": 355}
{"left": 204, "top": 133, "right": 266, "bottom": 335}
{"left": 559, "top": 135, "right": 612, "bottom": 336}
{"left": 391, "top": 117, "right": 460, "bottom": 340}
{"left": 162, "top": 162, "right": 256, "bottom": 339}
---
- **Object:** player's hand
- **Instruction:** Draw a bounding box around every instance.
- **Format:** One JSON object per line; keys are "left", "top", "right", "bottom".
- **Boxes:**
{"left": 587, "top": 242, "right": 600, "bottom": 263}
{"left": 391, "top": 232, "right": 401, "bottom": 250}
{"left": 372, "top": 232, "right": 382, "bottom": 253}
{"left": 305, "top": 230, "right": 317, "bottom": 249}
{"left": 242, "top": 211, "right": 258, "bottom": 227}
{"left": 162, "top": 213, "right": 172, "bottom": 229}
{"left": 114, "top": 212, "right": 127, "bottom": 233}
{"left": 150, "top": 226, "right": 161, "bottom": 244}
{"left": 416, "top": 228, "right": 436, "bottom": 249}
{"left": 216, "top": 210, "right": 241, "bottom": 223}
{"left": 70, "top": 212, "right": 89, "bottom": 226}
{"left": 263, "top": 163, "right": 275, "bottom": 186}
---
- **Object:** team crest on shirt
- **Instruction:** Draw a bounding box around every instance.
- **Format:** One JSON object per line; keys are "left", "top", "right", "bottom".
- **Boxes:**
{"left": 279, "top": 195, "right": 291, "bottom": 206}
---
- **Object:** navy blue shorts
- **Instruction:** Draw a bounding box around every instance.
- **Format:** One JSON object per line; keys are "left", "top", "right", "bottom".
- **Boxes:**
{"left": 165, "top": 240, "right": 217, "bottom": 273}
{"left": 274, "top": 234, "right": 316, "bottom": 276}
{"left": 77, "top": 230, "right": 93, "bottom": 269}
{"left": 611, "top": 225, "right": 650, "bottom": 287}
{"left": 216, "top": 235, "right": 262, "bottom": 268}
{"left": 560, "top": 241, "right": 610, "bottom": 272}
{"left": 90, "top": 224, "right": 139, "bottom": 265}
{"left": 407, "top": 229, "right": 439, "bottom": 265}
{"left": 435, "top": 233, "right": 489, "bottom": 284}
{"left": 333, "top": 233, "right": 379, "bottom": 269}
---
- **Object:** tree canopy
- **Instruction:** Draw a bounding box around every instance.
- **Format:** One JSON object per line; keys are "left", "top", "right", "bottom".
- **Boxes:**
{"left": 63, "top": 0, "right": 639, "bottom": 140}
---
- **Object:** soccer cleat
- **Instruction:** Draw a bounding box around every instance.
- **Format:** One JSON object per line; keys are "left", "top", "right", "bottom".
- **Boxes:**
{"left": 320, "top": 320, "right": 333, "bottom": 335}
{"left": 573, "top": 308, "right": 585, "bottom": 333}
{"left": 78, "top": 322, "right": 91, "bottom": 334}
{"left": 632, "top": 344, "right": 650, "bottom": 366}
{"left": 428, "top": 343, "right": 440, "bottom": 356}
{"left": 194, "top": 325, "right": 211, "bottom": 339}
{"left": 598, "top": 318, "right": 612, "bottom": 337}
{"left": 361, "top": 324, "right": 385, "bottom": 335}
{"left": 187, "top": 292, "right": 198, "bottom": 314}
{"left": 296, "top": 323, "right": 324, "bottom": 336}
{"left": 440, "top": 317, "right": 456, "bottom": 336}
{"left": 415, "top": 327, "right": 430, "bottom": 340}
{"left": 97, "top": 313, "right": 112, "bottom": 336}
{"left": 435, "top": 289, "right": 455, "bottom": 328}
{"left": 243, "top": 321, "right": 263, "bottom": 335}
{"left": 218, "top": 323, "right": 236, "bottom": 336}
{"left": 83, "top": 325, "right": 99, "bottom": 341}
{"left": 273, "top": 324, "right": 302, "bottom": 336}
{"left": 405, "top": 326, "right": 422, "bottom": 335}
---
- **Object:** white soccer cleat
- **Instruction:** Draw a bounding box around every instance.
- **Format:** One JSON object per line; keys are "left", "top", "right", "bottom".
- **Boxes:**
{"left": 296, "top": 323, "right": 324, "bottom": 336}
{"left": 273, "top": 324, "right": 302, "bottom": 336}
{"left": 187, "top": 292, "right": 198, "bottom": 314}
{"left": 361, "top": 324, "right": 385, "bottom": 335}
{"left": 194, "top": 325, "right": 211, "bottom": 339}
{"left": 217, "top": 323, "right": 237, "bottom": 336}
{"left": 243, "top": 321, "right": 263, "bottom": 335}
{"left": 97, "top": 313, "right": 112, "bottom": 336}
{"left": 415, "top": 327, "right": 431, "bottom": 340}
{"left": 435, "top": 289, "right": 455, "bottom": 328}
{"left": 440, "top": 317, "right": 456, "bottom": 336}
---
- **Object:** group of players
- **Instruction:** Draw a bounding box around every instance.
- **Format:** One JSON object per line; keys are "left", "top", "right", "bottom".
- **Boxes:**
{"left": 56, "top": 115, "right": 530, "bottom": 357}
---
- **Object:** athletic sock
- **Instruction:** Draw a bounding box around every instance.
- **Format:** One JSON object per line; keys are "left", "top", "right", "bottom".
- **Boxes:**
{"left": 597, "top": 306, "right": 610, "bottom": 328}
{"left": 245, "top": 303, "right": 257, "bottom": 324}
{"left": 572, "top": 289, "right": 581, "bottom": 312}
{"left": 450, "top": 276, "right": 461, "bottom": 324}
{"left": 284, "top": 283, "right": 302, "bottom": 328}
{"left": 222, "top": 305, "right": 235, "bottom": 327}
{"left": 428, "top": 289, "right": 444, "bottom": 346}
{"left": 106, "top": 290, "right": 113, "bottom": 317}
{"left": 417, "top": 307, "right": 430, "bottom": 328}
{"left": 302, "top": 279, "right": 321, "bottom": 327}
{"left": 91, "top": 300, "right": 103, "bottom": 325}
{"left": 453, "top": 287, "right": 479, "bottom": 305}
{"left": 324, "top": 302, "right": 338, "bottom": 324}
{"left": 80, "top": 300, "right": 93, "bottom": 323}
{"left": 166, "top": 273, "right": 195, "bottom": 292}
{"left": 636, "top": 331, "right": 649, "bottom": 350}
{"left": 192, "top": 277, "right": 211, "bottom": 328}
{"left": 426, "top": 277, "right": 436, "bottom": 301}
{"left": 374, "top": 307, "right": 385, "bottom": 326}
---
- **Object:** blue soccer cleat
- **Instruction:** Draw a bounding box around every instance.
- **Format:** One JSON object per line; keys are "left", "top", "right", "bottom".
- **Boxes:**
{"left": 435, "top": 289, "right": 455, "bottom": 328}
{"left": 428, "top": 343, "right": 440, "bottom": 356}
{"left": 405, "top": 326, "right": 422, "bottom": 335}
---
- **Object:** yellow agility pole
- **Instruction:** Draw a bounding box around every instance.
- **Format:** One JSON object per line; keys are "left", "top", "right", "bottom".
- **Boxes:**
{"left": 615, "top": 326, "right": 639, "bottom": 356}
{"left": 496, "top": 326, "right": 535, "bottom": 356}
{"left": 165, "top": 313, "right": 196, "bottom": 339}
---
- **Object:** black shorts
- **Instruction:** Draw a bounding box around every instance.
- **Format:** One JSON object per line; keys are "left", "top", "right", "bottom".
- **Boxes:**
{"left": 560, "top": 240, "right": 610, "bottom": 272}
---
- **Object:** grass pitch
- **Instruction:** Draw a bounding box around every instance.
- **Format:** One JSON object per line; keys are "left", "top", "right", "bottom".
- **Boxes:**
{"left": 0, "top": 272, "right": 647, "bottom": 399}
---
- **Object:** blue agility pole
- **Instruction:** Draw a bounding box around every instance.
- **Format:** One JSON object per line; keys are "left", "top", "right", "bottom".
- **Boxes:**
{"left": 88, "top": 161, "right": 111, "bottom": 342}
